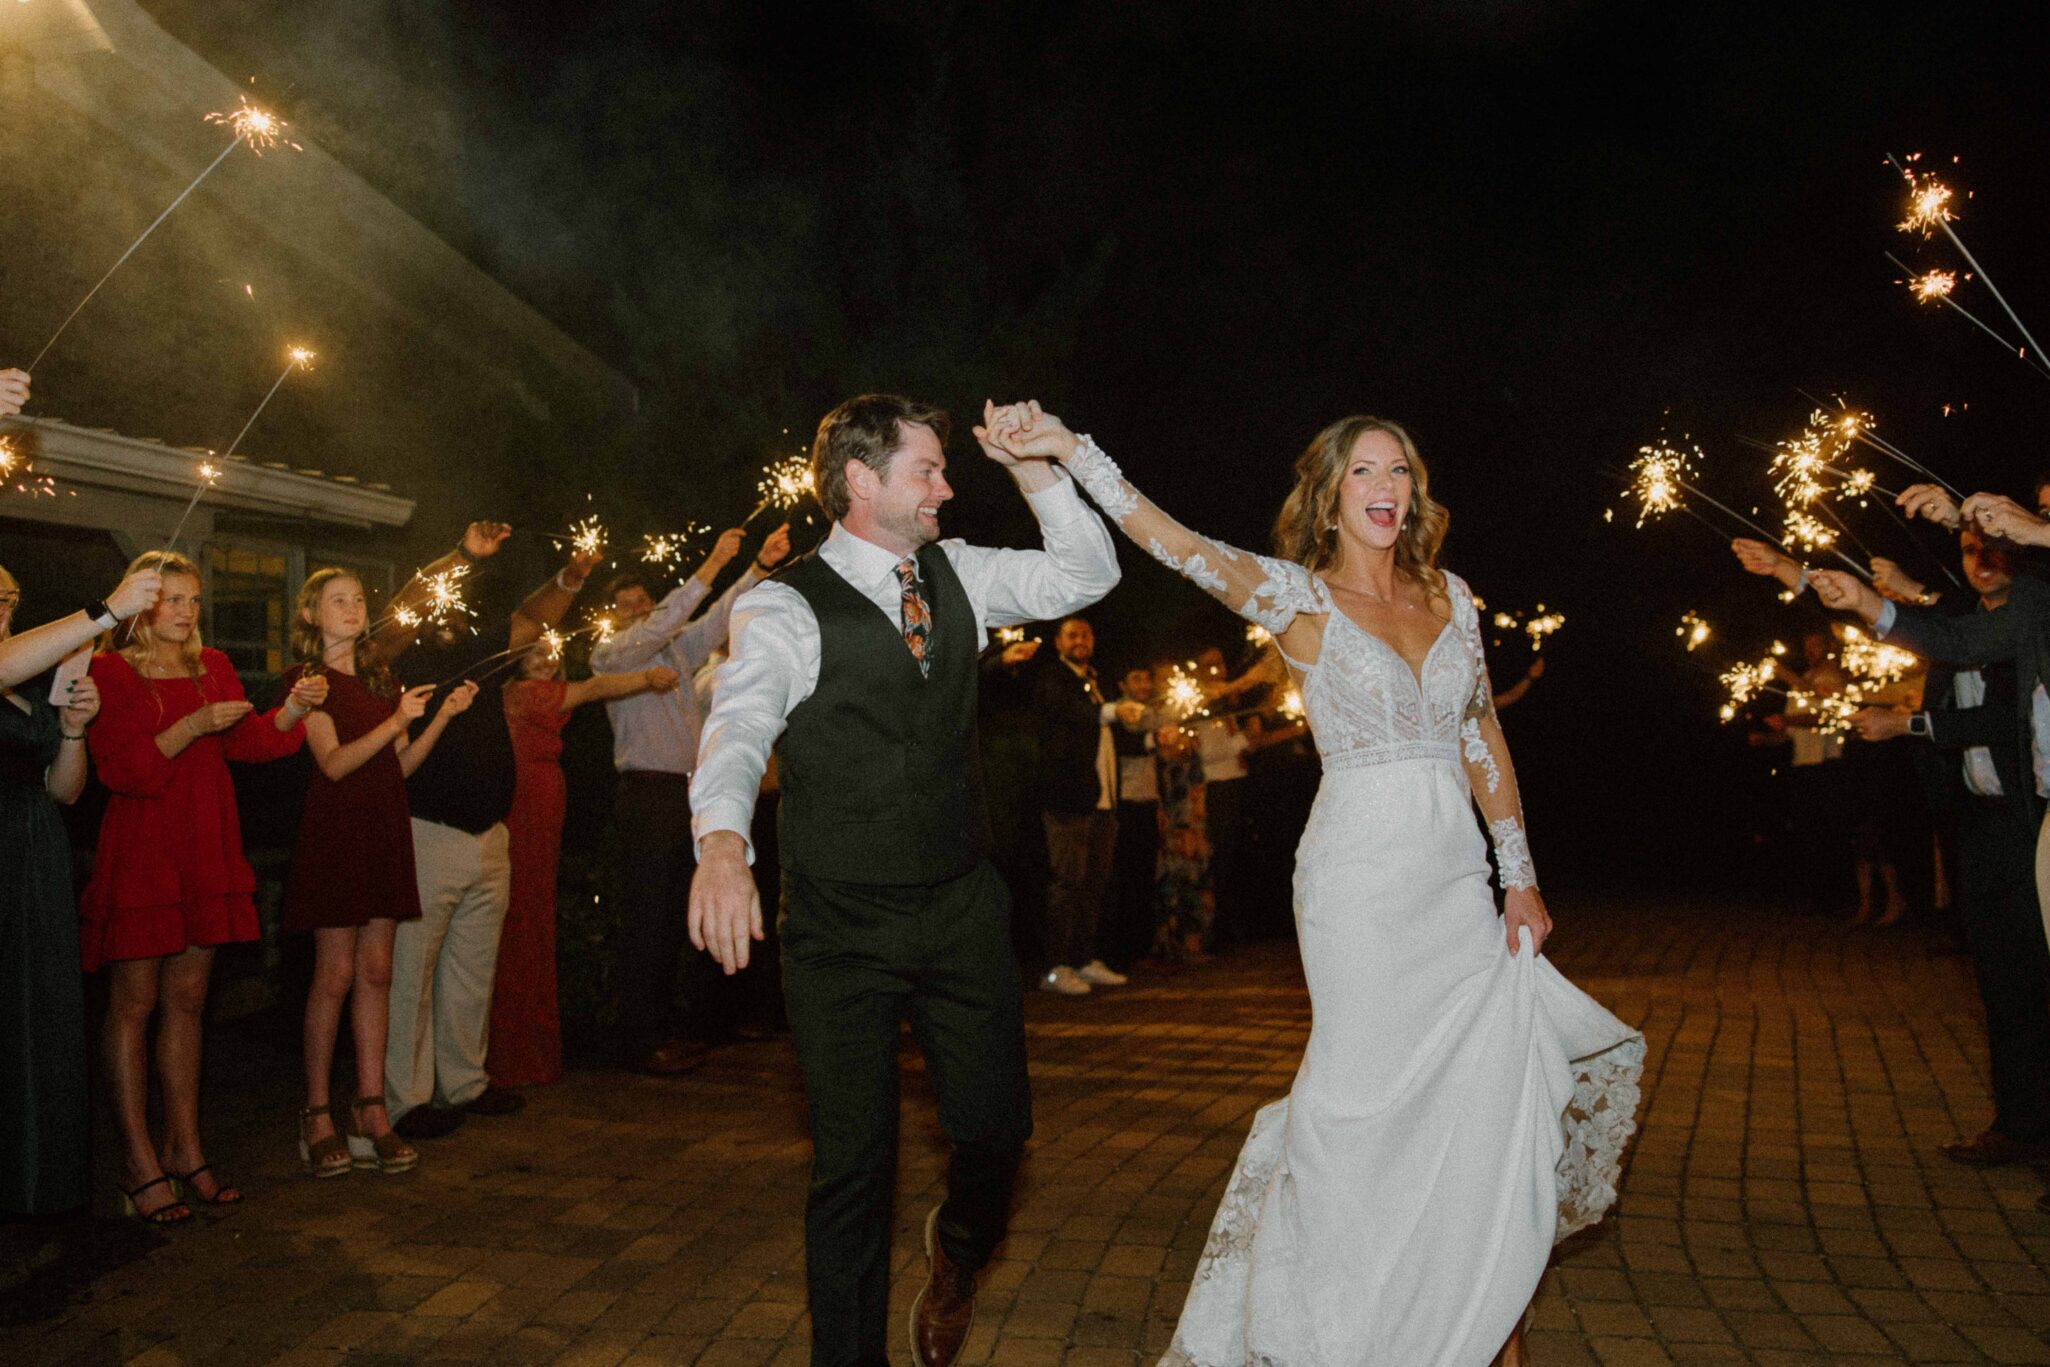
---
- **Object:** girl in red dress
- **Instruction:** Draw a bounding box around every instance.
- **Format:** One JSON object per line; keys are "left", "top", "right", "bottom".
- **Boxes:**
{"left": 82, "top": 551, "right": 325, "bottom": 1223}
{"left": 284, "top": 569, "right": 478, "bottom": 1178}
{"left": 488, "top": 641, "right": 677, "bottom": 1088}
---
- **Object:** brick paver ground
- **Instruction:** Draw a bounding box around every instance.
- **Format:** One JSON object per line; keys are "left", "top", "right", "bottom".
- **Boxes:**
{"left": 6, "top": 895, "right": 2050, "bottom": 1365}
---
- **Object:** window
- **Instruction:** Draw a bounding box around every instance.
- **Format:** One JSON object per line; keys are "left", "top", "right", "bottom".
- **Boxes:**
{"left": 208, "top": 543, "right": 291, "bottom": 675}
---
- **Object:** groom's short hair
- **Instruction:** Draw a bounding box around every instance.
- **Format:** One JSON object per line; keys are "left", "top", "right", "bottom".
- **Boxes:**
{"left": 812, "top": 394, "right": 952, "bottom": 522}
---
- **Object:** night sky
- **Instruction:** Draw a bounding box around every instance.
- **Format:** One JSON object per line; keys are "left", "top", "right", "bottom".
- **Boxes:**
{"left": 135, "top": 0, "right": 2050, "bottom": 883}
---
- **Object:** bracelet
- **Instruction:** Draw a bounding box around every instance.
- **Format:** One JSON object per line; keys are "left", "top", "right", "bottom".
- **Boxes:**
{"left": 1792, "top": 567, "right": 1810, "bottom": 597}
{"left": 453, "top": 542, "right": 475, "bottom": 562}
{"left": 60, "top": 732, "right": 85, "bottom": 742}
{"left": 555, "top": 568, "right": 583, "bottom": 593}
{"left": 83, "top": 598, "right": 119, "bottom": 629}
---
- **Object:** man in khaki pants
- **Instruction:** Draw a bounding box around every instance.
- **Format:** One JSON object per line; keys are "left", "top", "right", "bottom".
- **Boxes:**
{"left": 381, "top": 522, "right": 597, "bottom": 1140}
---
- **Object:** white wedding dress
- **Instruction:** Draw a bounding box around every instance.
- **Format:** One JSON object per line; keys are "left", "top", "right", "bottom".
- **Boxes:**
{"left": 1063, "top": 439, "right": 1645, "bottom": 1367}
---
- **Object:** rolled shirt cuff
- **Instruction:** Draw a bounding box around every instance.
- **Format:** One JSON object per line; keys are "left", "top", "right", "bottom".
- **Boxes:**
{"left": 1874, "top": 601, "right": 1898, "bottom": 639}
{"left": 1021, "top": 468, "right": 1088, "bottom": 524}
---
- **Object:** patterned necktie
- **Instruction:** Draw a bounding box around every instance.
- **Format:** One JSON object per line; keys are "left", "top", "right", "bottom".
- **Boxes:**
{"left": 895, "top": 558, "right": 931, "bottom": 677}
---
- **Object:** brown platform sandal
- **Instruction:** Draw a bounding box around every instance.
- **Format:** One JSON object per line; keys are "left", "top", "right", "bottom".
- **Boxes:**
{"left": 299, "top": 1105, "right": 352, "bottom": 1179}
{"left": 347, "top": 1096, "right": 419, "bottom": 1173}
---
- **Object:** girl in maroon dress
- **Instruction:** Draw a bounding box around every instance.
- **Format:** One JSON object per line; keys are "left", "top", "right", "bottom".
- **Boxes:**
{"left": 83, "top": 551, "right": 325, "bottom": 1223}
{"left": 488, "top": 642, "right": 677, "bottom": 1087}
{"left": 284, "top": 569, "right": 478, "bottom": 1178}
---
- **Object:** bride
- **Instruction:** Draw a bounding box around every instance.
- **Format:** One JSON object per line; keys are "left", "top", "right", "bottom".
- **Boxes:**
{"left": 979, "top": 402, "right": 1644, "bottom": 1367}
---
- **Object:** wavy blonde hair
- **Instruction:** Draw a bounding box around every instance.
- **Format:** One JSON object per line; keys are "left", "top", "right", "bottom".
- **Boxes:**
{"left": 291, "top": 568, "right": 394, "bottom": 697}
{"left": 0, "top": 563, "right": 17, "bottom": 641}
{"left": 107, "top": 551, "right": 208, "bottom": 696}
{"left": 1272, "top": 416, "right": 1448, "bottom": 599}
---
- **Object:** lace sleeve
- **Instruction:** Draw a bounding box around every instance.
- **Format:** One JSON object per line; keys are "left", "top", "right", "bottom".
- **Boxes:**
{"left": 1446, "top": 574, "right": 1537, "bottom": 892}
{"left": 1066, "top": 438, "right": 1329, "bottom": 634}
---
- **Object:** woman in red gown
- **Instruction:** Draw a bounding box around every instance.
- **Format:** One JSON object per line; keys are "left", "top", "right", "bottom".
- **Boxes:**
{"left": 488, "top": 642, "right": 677, "bottom": 1088}
{"left": 83, "top": 551, "right": 324, "bottom": 1222}
{"left": 283, "top": 569, "right": 477, "bottom": 1179}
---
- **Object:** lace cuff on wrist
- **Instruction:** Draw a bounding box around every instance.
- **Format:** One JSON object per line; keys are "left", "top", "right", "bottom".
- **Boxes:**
{"left": 1068, "top": 436, "right": 1139, "bottom": 522}
{"left": 1489, "top": 817, "right": 1537, "bottom": 891}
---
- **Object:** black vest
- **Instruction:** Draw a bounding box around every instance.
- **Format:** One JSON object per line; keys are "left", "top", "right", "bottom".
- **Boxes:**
{"left": 774, "top": 542, "right": 992, "bottom": 886}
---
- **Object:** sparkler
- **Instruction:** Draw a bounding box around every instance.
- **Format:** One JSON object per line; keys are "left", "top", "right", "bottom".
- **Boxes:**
{"left": 1278, "top": 687, "right": 1306, "bottom": 722}
{"left": 1246, "top": 623, "right": 1274, "bottom": 646}
{"left": 1892, "top": 154, "right": 2049, "bottom": 373}
{"left": 1887, "top": 251, "right": 2050, "bottom": 379}
{"left": 432, "top": 614, "right": 612, "bottom": 690}
{"left": 1161, "top": 664, "right": 1208, "bottom": 719}
{"left": 1491, "top": 606, "right": 1565, "bottom": 652}
{"left": 161, "top": 459, "right": 223, "bottom": 553}
{"left": 219, "top": 343, "right": 316, "bottom": 464}
{"left": 28, "top": 99, "right": 299, "bottom": 371}
{"left": 1614, "top": 439, "right": 1867, "bottom": 577}
{"left": 547, "top": 514, "right": 607, "bottom": 560}
{"left": 747, "top": 454, "right": 815, "bottom": 522}
{"left": 1839, "top": 625, "right": 1918, "bottom": 687}
{"left": 637, "top": 524, "right": 710, "bottom": 570}
{"left": 1677, "top": 612, "right": 1712, "bottom": 652}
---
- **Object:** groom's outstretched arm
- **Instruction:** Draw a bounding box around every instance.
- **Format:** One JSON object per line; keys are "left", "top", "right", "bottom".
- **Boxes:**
{"left": 947, "top": 400, "right": 1121, "bottom": 628}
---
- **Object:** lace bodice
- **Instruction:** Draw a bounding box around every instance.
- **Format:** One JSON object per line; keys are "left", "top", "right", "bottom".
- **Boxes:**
{"left": 1277, "top": 565, "right": 1489, "bottom": 775}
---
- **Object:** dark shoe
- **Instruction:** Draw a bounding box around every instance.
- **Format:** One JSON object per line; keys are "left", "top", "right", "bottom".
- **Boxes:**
{"left": 641, "top": 1040, "right": 710, "bottom": 1076}
{"left": 461, "top": 1085, "right": 526, "bottom": 1117}
{"left": 1938, "top": 1130, "right": 2050, "bottom": 1167}
{"left": 392, "top": 1105, "right": 467, "bottom": 1141}
{"left": 909, "top": 1205, "right": 976, "bottom": 1367}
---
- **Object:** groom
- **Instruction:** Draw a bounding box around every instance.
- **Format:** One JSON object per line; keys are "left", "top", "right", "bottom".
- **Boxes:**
{"left": 689, "top": 395, "right": 1120, "bottom": 1367}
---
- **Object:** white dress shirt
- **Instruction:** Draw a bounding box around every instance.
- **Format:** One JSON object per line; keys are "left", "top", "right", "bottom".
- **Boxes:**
{"left": 590, "top": 567, "right": 764, "bottom": 776}
{"left": 691, "top": 471, "right": 1121, "bottom": 858}
{"left": 1952, "top": 669, "right": 2005, "bottom": 798}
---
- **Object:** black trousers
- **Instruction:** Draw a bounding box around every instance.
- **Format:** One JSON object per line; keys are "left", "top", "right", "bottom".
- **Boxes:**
{"left": 1956, "top": 795, "right": 2050, "bottom": 1141}
{"left": 781, "top": 859, "right": 1031, "bottom": 1367}
{"left": 612, "top": 771, "right": 718, "bottom": 1055}
{"left": 1205, "top": 776, "right": 1248, "bottom": 945}
{"left": 1109, "top": 799, "right": 1160, "bottom": 970}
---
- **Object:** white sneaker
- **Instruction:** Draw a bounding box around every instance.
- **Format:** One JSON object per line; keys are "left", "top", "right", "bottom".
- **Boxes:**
{"left": 1076, "top": 959, "right": 1128, "bottom": 987}
{"left": 1040, "top": 966, "right": 1092, "bottom": 996}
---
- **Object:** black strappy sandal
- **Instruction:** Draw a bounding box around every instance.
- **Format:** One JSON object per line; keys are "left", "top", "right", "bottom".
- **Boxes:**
{"left": 168, "top": 1163, "right": 243, "bottom": 1206}
{"left": 120, "top": 1175, "right": 193, "bottom": 1225}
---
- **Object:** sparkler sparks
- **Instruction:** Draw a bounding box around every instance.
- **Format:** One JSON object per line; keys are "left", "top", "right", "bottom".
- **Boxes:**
{"left": 1524, "top": 608, "right": 1565, "bottom": 651}
{"left": 1278, "top": 687, "right": 1306, "bottom": 722}
{"left": 1910, "top": 268, "right": 1956, "bottom": 302}
{"left": 1246, "top": 623, "right": 1273, "bottom": 646}
{"left": 0, "top": 436, "right": 18, "bottom": 479}
{"left": 204, "top": 97, "right": 302, "bottom": 155}
{"left": 1839, "top": 625, "right": 1918, "bottom": 686}
{"left": 746, "top": 454, "right": 817, "bottom": 523}
{"left": 1676, "top": 612, "right": 1713, "bottom": 652}
{"left": 162, "top": 458, "right": 225, "bottom": 552}
{"left": 1626, "top": 440, "right": 1696, "bottom": 526}
{"left": 1719, "top": 657, "right": 1778, "bottom": 709}
{"left": 560, "top": 515, "right": 607, "bottom": 560}
{"left": 1781, "top": 509, "right": 1838, "bottom": 554}
{"left": 1161, "top": 664, "right": 1208, "bottom": 719}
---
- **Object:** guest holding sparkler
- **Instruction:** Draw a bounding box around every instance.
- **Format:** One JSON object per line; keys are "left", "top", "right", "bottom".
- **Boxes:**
{"left": 282, "top": 569, "right": 478, "bottom": 1179}
{"left": 1151, "top": 715, "right": 1214, "bottom": 965}
{"left": 488, "top": 643, "right": 683, "bottom": 1089}
{"left": 82, "top": 551, "right": 324, "bottom": 1221}
{"left": 0, "top": 563, "right": 162, "bottom": 688}
{"left": 0, "top": 564, "right": 102, "bottom": 1217}
{"left": 590, "top": 522, "right": 793, "bottom": 1073}
{"left": 379, "top": 522, "right": 600, "bottom": 1141}
{"left": 1108, "top": 665, "right": 1165, "bottom": 974}
{"left": 1843, "top": 529, "right": 2050, "bottom": 1169}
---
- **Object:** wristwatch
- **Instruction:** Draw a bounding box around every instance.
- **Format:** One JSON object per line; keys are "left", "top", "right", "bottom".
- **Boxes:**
{"left": 1907, "top": 712, "right": 1932, "bottom": 739}
{"left": 82, "top": 598, "right": 119, "bottom": 629}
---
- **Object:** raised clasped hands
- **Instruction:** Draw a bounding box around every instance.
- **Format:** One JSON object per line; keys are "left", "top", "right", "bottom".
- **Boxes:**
{"left": 975, "top": 399, "right": 1078, "bottom": 465}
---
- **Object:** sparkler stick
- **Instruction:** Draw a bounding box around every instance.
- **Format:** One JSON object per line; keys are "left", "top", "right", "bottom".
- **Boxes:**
{"left": 1886, "top": 252, "right": 2050, "bottom": 380}
{"left": 221, "top": 344, "right": 315, "bottom": 461}
{"left": 1893, "top": 154, "right": 2049, "bottom": 371}
{"left": 28, "top": 100, "right": 299, "bottom": 371}
{"left": 430, "top": 615, "right": 613, "bottom": 690}
{"left": 162, "top": 459, "right": 222, "bottom": 553}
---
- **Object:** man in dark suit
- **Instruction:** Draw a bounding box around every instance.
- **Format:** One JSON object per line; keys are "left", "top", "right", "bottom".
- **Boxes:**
{"left": 1034, "top": 616, "right": 1129, "bottom": 995}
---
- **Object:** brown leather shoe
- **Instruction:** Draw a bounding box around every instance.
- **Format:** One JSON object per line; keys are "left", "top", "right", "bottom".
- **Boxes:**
{"left": 1937, "top": 1130, "right": 2050, "bottom": 1167}
{"left": 641, "top": 1040, "right": 709, "bottom": 1076}
{"left": 909, "top": 1205, "right": 976, "bottom": 1367}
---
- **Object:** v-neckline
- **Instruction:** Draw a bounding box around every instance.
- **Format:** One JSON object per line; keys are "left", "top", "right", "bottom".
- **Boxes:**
{"left": 1316, "top": 577, "right": 1454, "bottom": 697}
